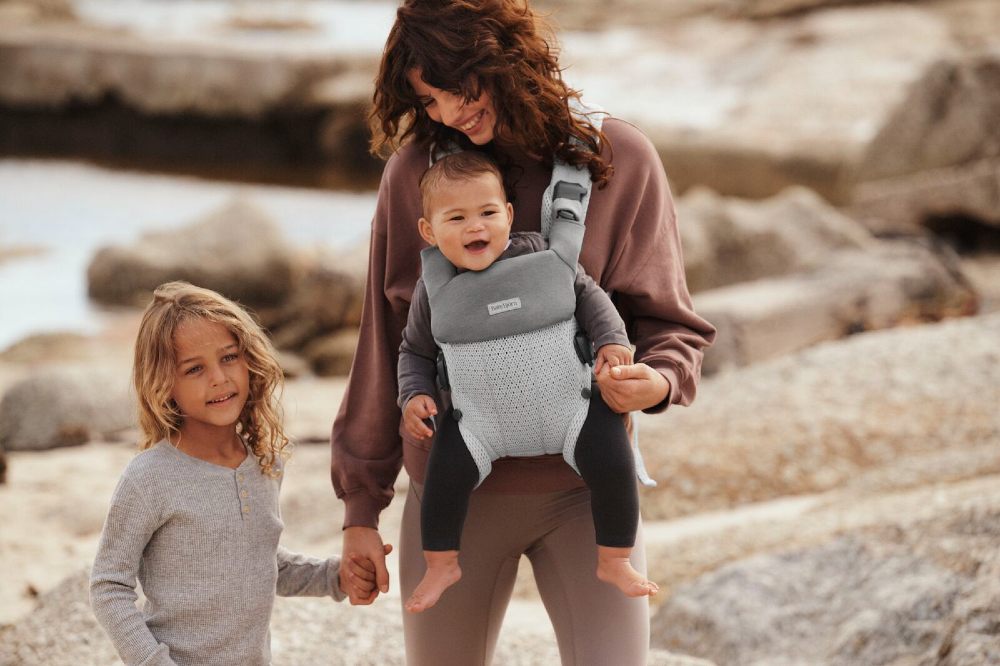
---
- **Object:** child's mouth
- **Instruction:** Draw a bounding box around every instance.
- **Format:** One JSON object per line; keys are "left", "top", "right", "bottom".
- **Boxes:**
{"left": 206, "top": 393, "right": 236, "bottom": 405}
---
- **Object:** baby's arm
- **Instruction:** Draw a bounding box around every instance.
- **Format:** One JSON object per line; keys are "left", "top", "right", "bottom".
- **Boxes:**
{"left": 90, "top": 476, "right": 178, "bottom": 666}
{"left": 574, "top": 265, "right": 631, "bottom": 371}
{"left": 276, "top": 545, "right": 395, "bottom": 600}
{"left": 398, "top": 279, "right": 441, "bottom": 439}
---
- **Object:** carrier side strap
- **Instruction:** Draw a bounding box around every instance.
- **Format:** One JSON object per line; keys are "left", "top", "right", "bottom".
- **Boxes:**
{"left": 420, "top": 246, "right": 456, "bottom": 299}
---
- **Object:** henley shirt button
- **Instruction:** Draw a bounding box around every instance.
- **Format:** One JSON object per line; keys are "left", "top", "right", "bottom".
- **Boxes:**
{"left": 581, "top": 387, "right": 592, "bottom": 399}
{"left": 243, "top": 505, "right": 250, "bottom": 513}
{"left": 237, "top": 474, "right": 245, "bottom": 482}
{"left": 452, "top": 409, "right": 463, "bottom": 421}
{"left": 240, "top": 490, "right": 248, "bottom": 498}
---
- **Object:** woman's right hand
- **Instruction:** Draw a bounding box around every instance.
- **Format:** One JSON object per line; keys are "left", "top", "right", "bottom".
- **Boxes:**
{"left": 340, "top": 527, "right": 391, "bottom": 605}
{"left": 403, "top": 395, "right": 438, "bottom": 440}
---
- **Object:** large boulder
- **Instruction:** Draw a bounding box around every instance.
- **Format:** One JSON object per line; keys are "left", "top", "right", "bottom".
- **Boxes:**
{"left": 696, "top": 236, "right": 978, "bottom": 372}
{"left": 87, "top": 197, "right": 300, "bottom": 307}
{"left": 0, "top": 367, "right": 134, "bottom": 451}
{"left": 637, "top": 312, "right": 1000, "bottom": 521}
{"left": 679, "top": 186, "right": 873, "bottom": 293}
{"left": 651, "top": 503, "right": 1000, "bottom": 665}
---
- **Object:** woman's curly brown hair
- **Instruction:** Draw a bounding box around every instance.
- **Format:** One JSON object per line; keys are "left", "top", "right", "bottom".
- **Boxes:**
{"left": 370, "top": 0, "right": 613, "bottom": 187}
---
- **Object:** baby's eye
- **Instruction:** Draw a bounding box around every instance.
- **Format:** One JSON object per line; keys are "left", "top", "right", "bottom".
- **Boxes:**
{"left": 447, "top": 215, "right": 464, "bottom": 223}
{"left": 482, "top": 210, "right": 496, "bottom": 217}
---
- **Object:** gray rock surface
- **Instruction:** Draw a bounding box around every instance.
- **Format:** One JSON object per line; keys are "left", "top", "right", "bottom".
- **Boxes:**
{"left": 679, "top": 186, "right": 873, "bottom": 293}
{"left": 637, "top": 312, "right": 1000, "bottom": 521}
{"left": 650, "top": 505, "right": 1000, "bottom": 666}
{"left": 86, "top": 197, "right": 299, "bottom": 307}
{"left": 696, "top": 237, "right": 977, "bottom": 372}
{"left": 0, "top": 367, "right": 134, "bottom": 451}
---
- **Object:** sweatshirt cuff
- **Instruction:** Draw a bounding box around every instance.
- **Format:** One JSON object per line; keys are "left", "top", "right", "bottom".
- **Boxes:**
{"left": 342, "top": 492, "right": 384, "bottom": 530}
{"left": 326, "top": 556, "right": 347, "bottom": 602}
{"left": 642, "top": 365, "right": 679, "bottom": 415}
{"left": 592, "top": 331, "right": 631, "bottom": 351}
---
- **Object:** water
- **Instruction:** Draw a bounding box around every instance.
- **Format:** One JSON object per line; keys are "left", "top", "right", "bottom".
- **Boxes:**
{"left": 0, "top": 159, "right": 376, "bottom": 349}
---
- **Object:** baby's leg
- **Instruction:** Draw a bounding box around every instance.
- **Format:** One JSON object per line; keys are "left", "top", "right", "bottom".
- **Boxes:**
{"left": 575, "top": 389, "right": 659, "bottom": 597}
{"left": 407, "top": 411, "right": 481, "bottom": 613}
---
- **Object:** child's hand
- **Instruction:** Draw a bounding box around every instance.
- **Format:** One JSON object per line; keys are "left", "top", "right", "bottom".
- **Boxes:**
{"left": 593, "top": 344, "right": 633, "bottom": 376}
{"left": 403, "top": 395, "right": 438, "bottom": 440}
{"left": 343, "top": 544, "right": 394, "bottom": 600}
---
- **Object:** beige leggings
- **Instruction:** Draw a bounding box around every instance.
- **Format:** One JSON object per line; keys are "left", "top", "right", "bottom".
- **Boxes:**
{"left": 400, "top": 482, "right": 650, "bottom": 665}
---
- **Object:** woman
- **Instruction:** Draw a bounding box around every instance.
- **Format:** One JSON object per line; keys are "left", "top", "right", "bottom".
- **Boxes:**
{"left": 331, "top": 1, "right": 715, "bottom": 663}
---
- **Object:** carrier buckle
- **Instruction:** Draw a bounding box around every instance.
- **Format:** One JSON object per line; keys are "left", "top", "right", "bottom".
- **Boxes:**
{"left": 436, "top": 350, "right": 450, "bottom": 391}
{"left": 573, "top": 330, "right": 595, "bottom": 365}
{"left": 554, "top": 181, "right": 588, "bottom": 221}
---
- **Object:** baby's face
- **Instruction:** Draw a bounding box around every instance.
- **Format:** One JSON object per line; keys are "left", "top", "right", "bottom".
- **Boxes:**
{"left": 419, "top": 173, "right": 513, "bottom": 271}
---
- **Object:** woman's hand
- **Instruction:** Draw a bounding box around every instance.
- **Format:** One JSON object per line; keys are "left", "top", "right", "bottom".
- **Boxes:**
{"left": 594, "top": 363, "right": 671, "bottom": 414}
{"left": 402, "top": 395, "right": 438, "bottom": 440}
{"left": 340, "top": 527, "right": 392, "bottom": 605}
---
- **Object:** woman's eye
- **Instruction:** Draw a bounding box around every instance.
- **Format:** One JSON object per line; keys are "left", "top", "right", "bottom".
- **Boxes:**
{"left": 421, "top": 98, "right": 436, "bottom": 109}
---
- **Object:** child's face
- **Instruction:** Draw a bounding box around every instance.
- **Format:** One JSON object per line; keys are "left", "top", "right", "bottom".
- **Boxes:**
{"left": 170, "top": 319, "right": 250, "bottom": 432}
{"left": 418, "top": 172, "right": 513, "bottom": 271}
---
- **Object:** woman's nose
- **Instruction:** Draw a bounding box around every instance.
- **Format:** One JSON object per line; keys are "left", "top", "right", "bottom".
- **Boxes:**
{"left": 437, "top": 94, "right": 465, "bottom": 128}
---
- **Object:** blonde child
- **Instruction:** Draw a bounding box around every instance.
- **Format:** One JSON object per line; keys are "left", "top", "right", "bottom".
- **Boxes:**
{"left": 91, "top": 282, "right": 386, "bottom": 666}
{"left": 398, "top": 152, "right": 658, "bottom": 613}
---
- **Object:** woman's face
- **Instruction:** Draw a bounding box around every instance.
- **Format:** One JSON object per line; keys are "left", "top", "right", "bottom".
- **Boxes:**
{"left": 407, "top": 67, "right": 496, "bottom": 145}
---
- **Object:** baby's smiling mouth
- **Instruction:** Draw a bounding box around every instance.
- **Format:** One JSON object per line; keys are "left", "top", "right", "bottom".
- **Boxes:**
{"left": 465, "top": 240, "right": 489, "bottom": 252}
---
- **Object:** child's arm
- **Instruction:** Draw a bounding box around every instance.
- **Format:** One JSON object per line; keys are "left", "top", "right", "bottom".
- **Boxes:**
{"left": 574, "top": 265, "right": 631, "bottom": 367}
{"left": 275, "top": 544, "right": 393, "bottom": 599}
{"left": 90, "top": 476, "right": 178, "bottom": 666}
{"left": 398, "top": 279, "right": 441, "bottom": 425}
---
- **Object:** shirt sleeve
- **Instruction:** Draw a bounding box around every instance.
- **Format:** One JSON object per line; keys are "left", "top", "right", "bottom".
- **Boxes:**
{"left": 90, "top": 476, "right": 178, "bottom": 666}
{"left": 574, "top": 265, "right": 630, "bottom": 350}
{"left": 275, "top": 547, "right": 346, "bottom": 601}
{"left": 596, "top": 121, "right": 717, "bottom": 412}
{"left": 397, "top": 279, "right": 441, "bottom": 409}
{"left": 330, "top": 149, "right": 424, "bottom": 529}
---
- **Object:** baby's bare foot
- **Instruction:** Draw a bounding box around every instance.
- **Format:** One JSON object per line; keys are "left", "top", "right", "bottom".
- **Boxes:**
{"left": 405, "top": 551, "right": 462, "bottom": 613}
{"left": 596, "top": 548, "right": 659, "bottom": 598}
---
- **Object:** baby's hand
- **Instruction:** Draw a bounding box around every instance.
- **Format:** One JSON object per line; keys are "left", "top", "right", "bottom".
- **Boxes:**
{"left": 403, "top": 395, "right": 438, "bottom": 440}
{"left": 594, "top": 344, "right": 633, "bottom": 376}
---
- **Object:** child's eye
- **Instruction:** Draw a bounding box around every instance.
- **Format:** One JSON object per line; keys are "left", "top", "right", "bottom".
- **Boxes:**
{"left": 222, "top": 353, "right": 239, "bottom": 363}
{"left": 184, "top": 365, "right": 202, "bottom": 375}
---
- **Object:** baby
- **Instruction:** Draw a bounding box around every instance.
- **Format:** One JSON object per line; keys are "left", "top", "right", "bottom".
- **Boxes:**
{"left": 398, "top": 151, "right": 658, "bottom": 612}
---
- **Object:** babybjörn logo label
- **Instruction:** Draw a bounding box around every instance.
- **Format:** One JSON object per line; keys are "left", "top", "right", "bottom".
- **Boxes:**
{"left": 488, "top": 297, "right": 522, "bottom": 316}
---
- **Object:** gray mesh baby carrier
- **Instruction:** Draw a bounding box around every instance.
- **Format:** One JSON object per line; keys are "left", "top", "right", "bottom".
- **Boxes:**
{"left": 422, "top": 104, "right": 655, "bottom": 488}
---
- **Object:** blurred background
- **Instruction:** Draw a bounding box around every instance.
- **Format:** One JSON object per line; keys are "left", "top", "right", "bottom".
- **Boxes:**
{"left": 1, "top": 1, "right": 999, "bottom": 665}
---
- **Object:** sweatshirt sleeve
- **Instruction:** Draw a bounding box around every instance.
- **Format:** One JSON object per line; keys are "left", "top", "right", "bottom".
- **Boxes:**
{"left": 574, "top": 265, "right": 630, "bottom": 351}
{"left": 90, "top": 476, "right": 178, "bottom": 666}
{"left": 397, "top": 279, "right": 440, "bottom": 409}
{"left": 595, "top": 121, "right": 717, "bottom": 412}
{"left": 275, "top": 547, "right": 346, "bottom": 601}
{"left": 330, "top": 148, "right": 425, "bottom": 529}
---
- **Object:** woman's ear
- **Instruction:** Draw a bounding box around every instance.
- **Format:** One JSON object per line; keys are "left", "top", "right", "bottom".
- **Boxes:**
{"left": 418, "top": 217, "right": 436, "bottom": 245}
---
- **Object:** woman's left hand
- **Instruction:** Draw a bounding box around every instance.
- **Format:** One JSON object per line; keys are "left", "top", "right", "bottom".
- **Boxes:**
{"left": 594, "top": 363, "right": 670, "bottom": 414}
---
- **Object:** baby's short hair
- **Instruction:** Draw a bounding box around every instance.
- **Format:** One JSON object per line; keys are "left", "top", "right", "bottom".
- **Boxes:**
{"left": 419, "top": 151, "right": 505, "bottom": 217}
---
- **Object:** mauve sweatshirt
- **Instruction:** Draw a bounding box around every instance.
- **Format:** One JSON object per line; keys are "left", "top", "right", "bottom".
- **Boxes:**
{"left": 331, "top": 118, "right": 717, "bottom": 529}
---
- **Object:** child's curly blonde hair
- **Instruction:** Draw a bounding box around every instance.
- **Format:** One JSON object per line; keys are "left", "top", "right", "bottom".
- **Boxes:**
{"left": 133, "top": 281, "right": 288, "bottom": 476}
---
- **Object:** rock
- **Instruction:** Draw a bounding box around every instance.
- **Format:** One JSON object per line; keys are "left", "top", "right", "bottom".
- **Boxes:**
{"left": 0, "top": 441, "right": 5, "bottom": 484}
{"left": 651, "top": 504, "right": 1000, "bottom": 666}
{"left": 637, "top": 312, "right": 1000, "bottom": 521}
{"left": 679, "top": 186, "right": 873, "bottom": 293}
{"left": 302, "top": 329, "right": 359, "bottom": 377}
{"left": 696, "top": 236, "right": 977, "bottom": 372}
{"left": 264, "top": 243, "right": 367, "bottom": 352}
{"left": 86, "top": 197, "right": 300, "bottom": 307}
{"left": 0, "top": 367, "right": 134, "bottom": 451}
